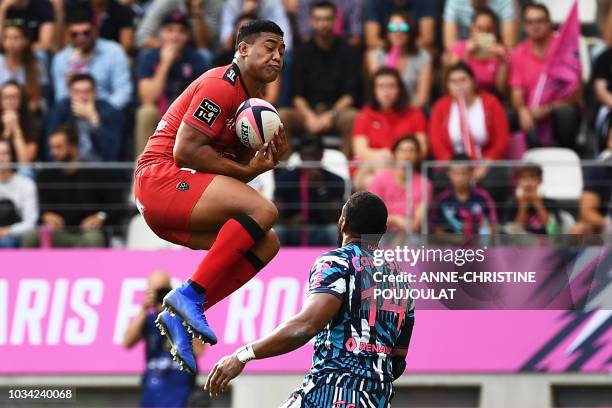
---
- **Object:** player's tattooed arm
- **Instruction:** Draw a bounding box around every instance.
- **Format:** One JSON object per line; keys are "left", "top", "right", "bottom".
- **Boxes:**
{"left": 174, "top": 122, "right": 274, "bottom": 182}
{"left": 205, "top": 293, "right": 342, "bottom": 396}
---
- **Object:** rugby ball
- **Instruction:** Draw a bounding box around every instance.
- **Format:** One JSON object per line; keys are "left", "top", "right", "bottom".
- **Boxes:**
{"left": 235, "top": 98, "right": 281, "bottom": 149}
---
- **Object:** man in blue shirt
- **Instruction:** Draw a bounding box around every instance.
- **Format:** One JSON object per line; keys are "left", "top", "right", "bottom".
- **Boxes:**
{"left": 51, "top": 8, "right": 133, "bottom": 110}
{"left": 206, "top": 192, "right": 416, "bottom": 407}
{"left": 134, "top": 10, "right": 209, "bottom": 157}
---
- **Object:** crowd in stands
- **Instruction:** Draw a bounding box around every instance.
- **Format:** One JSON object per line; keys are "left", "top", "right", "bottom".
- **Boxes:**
{"left": 0, "top": 0, "right": 611, "bottom": 248}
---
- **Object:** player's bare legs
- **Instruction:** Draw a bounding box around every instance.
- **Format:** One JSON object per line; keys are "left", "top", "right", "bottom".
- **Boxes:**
{"left": 162, "top": 175, "right": 280, "bottom": 346}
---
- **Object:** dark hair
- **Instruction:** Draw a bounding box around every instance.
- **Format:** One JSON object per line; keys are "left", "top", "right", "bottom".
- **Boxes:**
{"left": 0, "top": 138, "right": 17, "bottom": 165}
{"left": 385, "top": 12, "right": 418, "bottom": 56}
{"left": 369, "top": 67, "right": 410, "bottom": 111}
{"left": 66, "top": 7, "right": 94, "bottom": 26}
{"left": 234, "top": 12, "right": 258, "bottom": 28}
{"left": 343, "top": 192, "right": 388, "bottom": 238}
{"left": 69, "top": 73, "right": 96, "bottom": 88}
{"left": 235, "top": 20, "right": 284, "bottom": 50}
{"left": 392, "top": 134, "right": 421, "bottom": 156}
{"left": 51, "top": 124, "right": 79, "bottom": 147}
{"left": 446, "top": 61, "right": 475, "bottom": 81}
{"left": 2, "top": 24, "right": 40, "bottom": 110}
{"left": 310, "top": 0, "right": 337, "bottom": 15}
{"left": 448, "top": 153, "right": 473, "bottom": 171}
{"left": 0, "top": 81, "right": 32, "bottom": 140}
{"left": 522, "top": 3, "right": 551, "bottom": 21}
{"left": 516, "top": 163, "right": 543, "bottom": 179}
{"left": 473, "top": 6, "right": 500, "bottom": 37}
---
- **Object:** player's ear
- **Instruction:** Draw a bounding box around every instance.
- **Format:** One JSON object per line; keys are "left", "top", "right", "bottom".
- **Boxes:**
{"left": 237, "top": 41, "right": 250, "bottom": 58}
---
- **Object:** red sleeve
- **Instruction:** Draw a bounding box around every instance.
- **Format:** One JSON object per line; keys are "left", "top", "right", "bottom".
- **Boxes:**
{"left": 182, "top": 77, "right": 234, "bottom": 138}
{"left": 428, "top": 99, "right": 453, "bottom": 161}
{"left": 351, "top": 110, "right": 370, "bottom": 138}
{"left": 483, "top": 94, "right": 509, "bottom": 160}
{"left": 412, "top": 109, "right": 427, "bottom": 133}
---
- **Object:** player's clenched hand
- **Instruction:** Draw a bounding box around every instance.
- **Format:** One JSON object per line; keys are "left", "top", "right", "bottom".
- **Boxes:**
{"left": 204, "top": 355, "right": 245, "bottom": 397}
{"left": 248, "top": 142, "right": 275, "bottom": 176}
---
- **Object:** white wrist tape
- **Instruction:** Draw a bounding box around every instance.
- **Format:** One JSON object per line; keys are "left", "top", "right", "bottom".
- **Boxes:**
{"left": 236, "top": 344, "right": 256, "bottom": 364}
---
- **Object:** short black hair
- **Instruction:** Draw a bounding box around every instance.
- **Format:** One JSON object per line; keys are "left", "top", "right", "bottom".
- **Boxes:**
{"left": 66, "top": 7, "right": 93, "bottom": 26}
{"left": 69, "top": 73, "right": 96, "bottom": 88}
{"left": 235, "top": 20, "right": 284, "bottom": 51}
{"left": 523, "top": 3, "right": 551, "bottom": 21}
{"left": 310, "top": 0, "right": 337, "bottom": 15}
{"left": 51, "top": 124, "right": 79, "bottom": 147}
{"left": 446, "top": 61, "right": 476, "bottom": 82}
{"left": 343, "top": 192, "right": 388, "bottom": 238}
{"left": 516, "top": 163, "right": 543, "bottom": 179}
{"left": 448, "top": 153, "right": 473, "bottom": 171}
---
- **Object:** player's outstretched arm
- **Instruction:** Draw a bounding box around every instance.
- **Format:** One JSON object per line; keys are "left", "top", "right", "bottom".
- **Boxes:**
{"left": 174, "top": 121, "right": 275, "bottom": 182}
{"left": 204, "top": 293, "right": 342, "bottom": 396}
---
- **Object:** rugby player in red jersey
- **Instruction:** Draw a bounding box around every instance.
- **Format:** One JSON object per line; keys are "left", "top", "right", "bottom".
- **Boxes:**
{"left": 133, "top": 20, "right": 288, "bottom": 373}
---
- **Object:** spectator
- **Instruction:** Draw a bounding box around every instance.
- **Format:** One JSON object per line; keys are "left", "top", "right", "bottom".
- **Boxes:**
{"left": 135, "top": 11, "right": 208, "bottom": 157}
{"left": 571, "top": 126, "right": 612, "bottom": 234}
{"left": 212, "top": 12, "right": 256, "bottom": 66}
{"left": 351, "top": 67, "right": 427, "bottom": 191}
{"left": 220, "top": 0, "right": 293, "bottom": 51}
{"left": 443, "top": 0, "right": 518, "bottom": 50}
{"left": 274, "top": 137, "right": 345, "bottom": 246}
{"left": 369, "top": 135, "right": 432, "bottom": 235}
{"left": 502, "top": 163, "right": 561, "bottom": 234}
{"left": 280, "top": 0, "right": 359, "bottom": 155}
{"left": 52, "top": 7, "right": 132, "bottom": 110}
{"left": 431, "top": 154, "right": 498, "bottom": 235}
{"left": 135, "top": 0, "right": 223, "bottom": 49}
{"left": 446, "top": 7, "right": 509, "bottom": 96}
{"left": 593, "top": 46, "right": 612, "bottom": 148}
{"left": 0, "top": 81, "right": 39, "bottom": 168}
{"left": 366, "top": 12, "right": 432, "bottom": 109}
{"left": 62, "top": 0, "right": 136, "bottom": 53}
{"left": 0, "top": 139, "right": 37, "bottom": 247}
{"left": 123, "top": 271, "right": 202, "bottom": 408}
{"left": 510, "top": 3, "right": 581, "bottom": 150}
{"left": 22, "top": 125, "right": 112, "bottom": 247}
{"left": 296, "top": 0, "right": 363, "bottom": 48}
{"left": 46, "top": 73, "right": 124, "bottom": 162}
{"left": 0, "top": 23, "right": 48, "bottom": 112}
{"left": 0, "top": 0, "right": 55, "bottom": 51}
{"left": 364, "top": 0, "right": 436, "bottom": 52}
{"left": 430, "top": 62, "right": 508, "bottom": 162}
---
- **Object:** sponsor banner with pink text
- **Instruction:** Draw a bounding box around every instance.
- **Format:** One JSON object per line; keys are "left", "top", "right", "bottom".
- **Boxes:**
{"left": 0, "top": 249, "right": 610, "bottom": 374}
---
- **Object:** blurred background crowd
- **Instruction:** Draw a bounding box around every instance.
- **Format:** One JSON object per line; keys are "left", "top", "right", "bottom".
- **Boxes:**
{"left": 0, "top": 0, "right": 611, "bottom": 248}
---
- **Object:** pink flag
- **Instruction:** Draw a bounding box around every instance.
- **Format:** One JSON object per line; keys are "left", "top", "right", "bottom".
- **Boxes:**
{"left": 384, "top": 44, "right": 401, "bottom": 68}
{"left": 333, "top": 5, "right": 344, "bottom": 36}
{"left": 530, "top": 0, "right": 581, "bottom": 107}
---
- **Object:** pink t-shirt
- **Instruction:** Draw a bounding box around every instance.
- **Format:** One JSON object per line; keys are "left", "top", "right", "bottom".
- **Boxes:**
{"left": 451, "top": 41, "right": 503, "bottom": 92}
{"left": 510, "top": 38, "right": 551, "bottom": 103}
{"left": 368, "top": 170, "right": 433, "bottom": 217}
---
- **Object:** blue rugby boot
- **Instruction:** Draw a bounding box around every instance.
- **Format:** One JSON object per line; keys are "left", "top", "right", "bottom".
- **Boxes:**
{"left": 155, "top": 311, "right": 196, "bottom": 374}
{"left": 162, "top": 282, "right": 218, "bottom": 345}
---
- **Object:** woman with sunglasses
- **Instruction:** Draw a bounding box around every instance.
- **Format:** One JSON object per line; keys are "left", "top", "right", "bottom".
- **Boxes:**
{"left": 366, "top": 12, "right": 432, "bottom": 109}
{"left": 0, "top": 23, "right": 48, "bottom": 112}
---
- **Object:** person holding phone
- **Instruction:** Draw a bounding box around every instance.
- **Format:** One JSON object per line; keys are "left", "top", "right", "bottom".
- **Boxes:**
{"left": 123, "top": 271, "right": 204, "bottom": 408}
{"left": 446, "top": 7, "right": 509, "bottom": 97}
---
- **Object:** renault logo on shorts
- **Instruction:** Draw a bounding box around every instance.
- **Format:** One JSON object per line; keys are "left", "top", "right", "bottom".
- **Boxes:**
{"left": 177, "top": 181, "right": 189, "bottom": 191}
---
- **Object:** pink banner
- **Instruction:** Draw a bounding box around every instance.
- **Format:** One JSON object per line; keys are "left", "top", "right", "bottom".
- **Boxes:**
{"left": 0, "top": 249, "right": 610, "bottom": 374}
